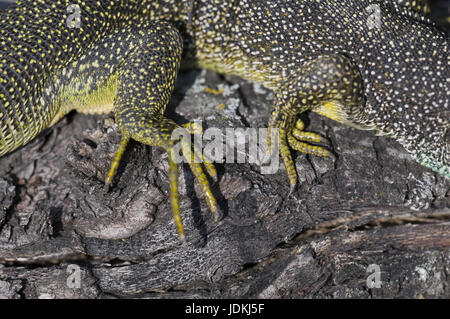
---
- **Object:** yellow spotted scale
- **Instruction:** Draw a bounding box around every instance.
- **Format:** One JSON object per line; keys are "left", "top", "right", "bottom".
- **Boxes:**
{"left": 0, "top": 0, "right": 448, "bottom": 243}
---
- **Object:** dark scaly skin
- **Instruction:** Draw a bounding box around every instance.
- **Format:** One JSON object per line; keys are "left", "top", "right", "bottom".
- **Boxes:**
{"left": 0, "top": 0, "right": 448, "bottom": 242}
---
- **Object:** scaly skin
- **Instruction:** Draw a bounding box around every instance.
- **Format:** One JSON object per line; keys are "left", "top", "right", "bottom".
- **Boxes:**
{"left": 0, "top": 0, "right": 448, "bottom": 242}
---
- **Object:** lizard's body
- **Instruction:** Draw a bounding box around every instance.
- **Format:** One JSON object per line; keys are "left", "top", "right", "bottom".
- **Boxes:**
{"left": 0, "top": 0, "right": 448, "bottom": 241}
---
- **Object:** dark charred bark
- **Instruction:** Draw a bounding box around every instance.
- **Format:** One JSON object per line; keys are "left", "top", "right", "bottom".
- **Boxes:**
{"left": 1, "top": 69, "right": 448, "bottom": 299}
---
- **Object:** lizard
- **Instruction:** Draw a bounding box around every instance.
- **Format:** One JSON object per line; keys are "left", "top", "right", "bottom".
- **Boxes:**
{"left": 0, "top": 0, "right": 448, "bottom": 243}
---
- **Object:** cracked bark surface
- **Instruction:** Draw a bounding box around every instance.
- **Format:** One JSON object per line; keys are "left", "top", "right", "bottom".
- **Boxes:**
{"left": 0, "top": 68, "right": 449, "bottom": 299}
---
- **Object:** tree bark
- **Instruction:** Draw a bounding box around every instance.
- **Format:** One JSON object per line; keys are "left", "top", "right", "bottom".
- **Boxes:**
{"left": 1, "top": 68, "right": 449, "bottom": 299}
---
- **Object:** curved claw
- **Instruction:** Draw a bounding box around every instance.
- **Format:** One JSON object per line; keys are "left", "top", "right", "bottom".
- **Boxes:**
{"left": 277, "top": 183, "right": 297, "bottom": 213}
{"left": 180, "top": 139, "right": 220, "bottom": 221}
{"left": 279, "top": 128, "right": 298, "bottom": 190}
{"left": 275, "top": 129, "right": 297, "bottom": 213}
{"left": 168, "top": 151, "right": 186, "bottom": 243}
{"left": 105, "top": 134, "right": 130, "bottom": 190}
{"left": 104, "top": 182, "right": 111, "bottom": 193}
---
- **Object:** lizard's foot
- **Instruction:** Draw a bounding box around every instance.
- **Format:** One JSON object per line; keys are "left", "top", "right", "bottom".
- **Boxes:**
{"left": 287, "top": 119, "right": 328, "bottom": 157}
{"left": 169, "top": 134, "right": 219, "bottom": 243}
{"left": 270, "top": 118, "right": 329, "bottom": 207}
{"left": 269, "top": 54, "right": 364, "bottom": 207}
{"left": 102, "top": 124, "right": 214, "bottom": 187}
{"left": 104, "top": 121, "right": 218, "bottom": 244}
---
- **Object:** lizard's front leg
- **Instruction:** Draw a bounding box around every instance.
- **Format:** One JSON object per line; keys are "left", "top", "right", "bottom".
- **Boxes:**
{"left": 105, "top": 22, "right": 218, "bottom": 243}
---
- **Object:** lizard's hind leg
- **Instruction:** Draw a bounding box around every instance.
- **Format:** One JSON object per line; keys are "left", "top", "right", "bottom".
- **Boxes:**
{"left": 268, "top": 54, "right": 365, "bottom": 196}
{"left": 108, "top": 22, "right": 218, "bottom": 243}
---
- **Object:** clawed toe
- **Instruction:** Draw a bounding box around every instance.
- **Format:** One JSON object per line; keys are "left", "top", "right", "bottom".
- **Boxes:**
{"left": 288, "top": 119, "right": 328, "bottom": 157}
{"left": 105, "top": 124, "right": 219, "bottom": 244}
